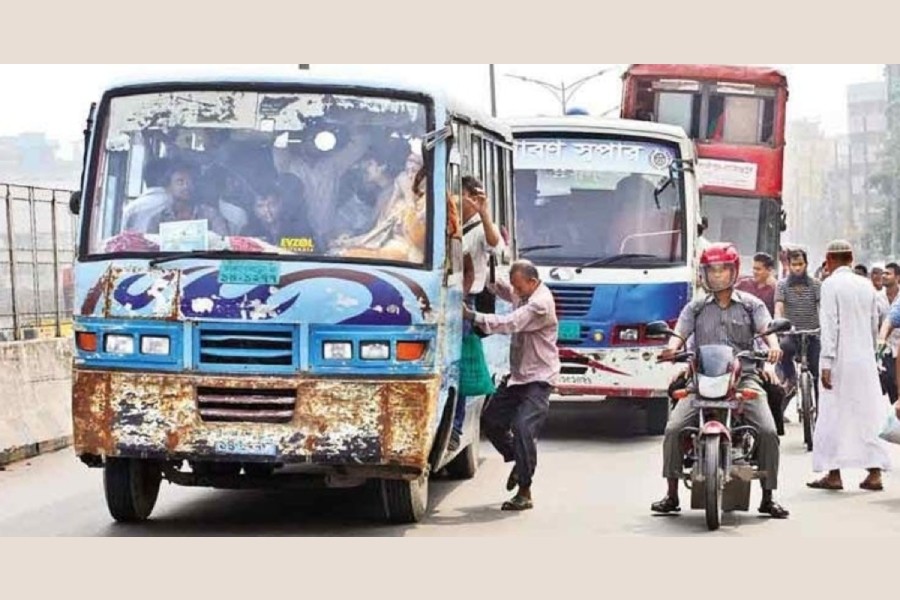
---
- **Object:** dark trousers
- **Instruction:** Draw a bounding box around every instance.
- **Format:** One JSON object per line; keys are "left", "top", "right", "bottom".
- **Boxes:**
{"left": 481, "top": 381, "right": 551, "bottom": 490}
{"left": 663, "top": 375, "right": 781, "bottom": 490}
{"left": 883, "top": 352, "right": 898, "bottom": 404}
{"left": 780, "top": 335, "right": 820, "bottom": 402}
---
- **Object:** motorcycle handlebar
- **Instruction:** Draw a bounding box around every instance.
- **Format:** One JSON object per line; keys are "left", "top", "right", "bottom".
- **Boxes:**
{"left": 656, "top": 351, "right": 693, "bottom": 364}
{"left": 780, "top": 329, "right": 821, "bottom": 337}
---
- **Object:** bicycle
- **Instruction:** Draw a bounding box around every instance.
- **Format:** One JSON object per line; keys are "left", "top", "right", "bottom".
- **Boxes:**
{"left": 783, "top": 329, "right": 820, "bottom": 451}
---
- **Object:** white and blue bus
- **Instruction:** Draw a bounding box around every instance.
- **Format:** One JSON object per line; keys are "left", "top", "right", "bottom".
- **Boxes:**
{"left": 69, "top": 74, "right": 517, "bottom": 524}
{"left": 509, "top": 116, "right": 701, "bottom": 433}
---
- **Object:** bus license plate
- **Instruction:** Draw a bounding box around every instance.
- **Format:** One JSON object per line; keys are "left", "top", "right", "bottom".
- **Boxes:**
{"left": 558, "top": 320, "right": 582, "bottom": 341}
{"left": 214, "top": 439, "right": 278, "bottom": 457}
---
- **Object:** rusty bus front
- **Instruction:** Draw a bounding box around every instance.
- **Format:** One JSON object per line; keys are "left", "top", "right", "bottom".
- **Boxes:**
{"left": 70, "top": 77, "right": 514, "bottom": 523}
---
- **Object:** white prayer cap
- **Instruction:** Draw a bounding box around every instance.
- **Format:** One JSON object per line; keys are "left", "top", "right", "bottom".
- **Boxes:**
{"left": 825, "top": 239, "right": 853, "bottom": 254}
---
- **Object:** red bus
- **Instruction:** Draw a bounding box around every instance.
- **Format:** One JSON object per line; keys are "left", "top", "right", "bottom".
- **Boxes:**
{"left": 621, "top": 64, "right": 789, "bottom": 274}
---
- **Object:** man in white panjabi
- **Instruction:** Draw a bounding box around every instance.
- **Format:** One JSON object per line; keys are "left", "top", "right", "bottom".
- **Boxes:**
{"left": 807, "top": 239, "right": 891, "bottom": 492}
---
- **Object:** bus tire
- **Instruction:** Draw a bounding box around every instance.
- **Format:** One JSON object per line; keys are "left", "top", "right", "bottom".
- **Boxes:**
{"left": 646, "top": 397, "right": 670, "bottom": 436}
{"left": 103, "top": 457, "right": 162, "bottom": 523}
{"left": 445, "top": 416, "right": 480, "bottom": 480}
{"left": 379, "top": 473, "right": 429, "bottom": 524}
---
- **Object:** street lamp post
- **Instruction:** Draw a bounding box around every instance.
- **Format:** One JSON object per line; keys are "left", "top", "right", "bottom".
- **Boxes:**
{"left": 489, "top": 64, "right": 498, "bottom": 117}
{"left": 505, "top": 68, "right": 614, "bottom": 115}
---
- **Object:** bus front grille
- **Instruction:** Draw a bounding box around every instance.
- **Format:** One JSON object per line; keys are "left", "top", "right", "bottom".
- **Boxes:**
{"left": 197, "top": 387, "right": 297, "bottom": 424}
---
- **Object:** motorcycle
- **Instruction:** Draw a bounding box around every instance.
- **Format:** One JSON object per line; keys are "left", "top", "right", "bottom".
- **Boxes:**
{"left": 647, "top": 317, "right": 792, "bottom": 530}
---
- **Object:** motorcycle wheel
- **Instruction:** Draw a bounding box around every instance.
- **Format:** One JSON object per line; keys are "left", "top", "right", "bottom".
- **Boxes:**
{"left": 703, "top": 436, "right": 722, "bottom": 531}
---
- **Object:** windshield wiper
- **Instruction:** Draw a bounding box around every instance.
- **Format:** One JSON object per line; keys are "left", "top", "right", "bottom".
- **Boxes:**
{"left": 519, "top": 244, "right": 563, "bottom": 255}
{"left": 149, "top": 250, "right": 284, "bottom": 268}
{"left": 576, "top": 253, "right": 660, "bottom": 271}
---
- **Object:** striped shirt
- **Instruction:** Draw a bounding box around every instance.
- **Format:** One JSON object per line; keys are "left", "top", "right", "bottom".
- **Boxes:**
{"left": 775, "top": 277, "right": 820, "bottom": 331}
{"left": 675, "top": 290, "right": 772, "bottom": 353}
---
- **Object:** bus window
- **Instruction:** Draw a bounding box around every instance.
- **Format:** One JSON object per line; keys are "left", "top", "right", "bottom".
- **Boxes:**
{"left": 656, "top": 92, "right": 702, "bottom": 138}
{"left": 471, "top": 135, "right": 483, "bottom": 180}
{"left": 706, "top": 87, "right": 776, "bottom": 145}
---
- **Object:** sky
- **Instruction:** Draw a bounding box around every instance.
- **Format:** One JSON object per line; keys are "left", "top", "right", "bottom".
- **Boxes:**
{"left": 0, "top": 63, "right": 886, "bottom": 150}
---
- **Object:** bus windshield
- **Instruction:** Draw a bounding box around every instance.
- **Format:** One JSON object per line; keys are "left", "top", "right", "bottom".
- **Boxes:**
{"left": 85, "top": 89, "right": 429, "bottom": 265}
{"left": 702, "top": 194, "right": 780, "bottom": 271}
{"left": 514, "top": 136, "right": 686, "bottom": 268}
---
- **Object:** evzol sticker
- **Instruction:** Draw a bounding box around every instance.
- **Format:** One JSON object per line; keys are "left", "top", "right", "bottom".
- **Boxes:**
{"left": 280, "top": 237, "right": 315, "bottom": 252}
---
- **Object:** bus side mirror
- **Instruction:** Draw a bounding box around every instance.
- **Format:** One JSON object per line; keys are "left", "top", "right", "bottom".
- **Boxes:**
{"left": 646, "top": 320, "right": 675, "bottom": 339}
{"left": 69, "top": 190, "right": 82, "bottom": 215}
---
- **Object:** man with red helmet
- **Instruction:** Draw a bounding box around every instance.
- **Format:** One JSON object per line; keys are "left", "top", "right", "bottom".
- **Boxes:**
{"left": 652, "top": 243, "right": 790, "bottom": 519}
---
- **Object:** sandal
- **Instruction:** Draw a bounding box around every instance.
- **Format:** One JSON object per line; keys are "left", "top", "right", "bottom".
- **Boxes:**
{"left": 806, "top": 477, "right": 843, "bottom": 490}
{"left": 506, "top": 467, "right": 519, "bottom": 492}
{"left": 860, "top": 480, "right": 884, "bottom": 491}
{"left": 650, "top": 496, "right": 681, "bottom": 514}
{"left": 501, "top": 495, "right": 533, "bottom": 511}
{"left": 758, "top": 500, "right": 790, "bottom": 519}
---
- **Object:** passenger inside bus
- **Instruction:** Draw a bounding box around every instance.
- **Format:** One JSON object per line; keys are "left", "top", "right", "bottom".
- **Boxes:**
{"left": 196, "top": 163, "right": 250, "bottom": 236}
{"left": 334, "top": 139, "right": 411, "bottom": 238}
{"left": 243, "top": 173, "right": 317, "bottom": 250}
{"left": 331, "top": 164, "right": 427, "bottom": 263}
{"left": 120, "top": 158, "right": 229, "bottom": 237}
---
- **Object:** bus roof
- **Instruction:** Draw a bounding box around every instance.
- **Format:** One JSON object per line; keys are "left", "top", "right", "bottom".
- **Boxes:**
{"left": 99, "top": 72, "right": 511, "bottom": 139}
{"left": 624, "top": 64, "right": 788, "bottom": 89}
{"left": 505, "top": 115, "right": 692, "bottom": 143}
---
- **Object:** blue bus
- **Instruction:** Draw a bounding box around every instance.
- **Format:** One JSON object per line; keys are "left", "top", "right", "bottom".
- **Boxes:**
{"left": 508, "top": 116, "right": 701, "bottom": 433}
{"left": 69, "top": 75, "right": 516, "bottom": 523}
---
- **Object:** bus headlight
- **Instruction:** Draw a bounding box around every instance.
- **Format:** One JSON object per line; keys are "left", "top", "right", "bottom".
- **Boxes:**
{"left": 105, "top": 334, "right": 135, "bottom": 355}
{"left": 360, "top": 342, "right": 390, "bottom": 360}
{"left": 618, "top": 328, "right": 640, "bottom": 342}
{"left": 141, "top": 335, "right": 171, "bottom": 355}
{"left": 323, "top": 341, "right": 353, "bottom": 360}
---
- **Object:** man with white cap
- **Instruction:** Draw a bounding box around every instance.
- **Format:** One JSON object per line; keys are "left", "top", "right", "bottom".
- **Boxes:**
{"left": 807, "top": 239, "right": 891, "bottom": 491}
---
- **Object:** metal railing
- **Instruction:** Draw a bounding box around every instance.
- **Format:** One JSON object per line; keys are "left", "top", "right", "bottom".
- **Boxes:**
{"left": 0, "top": 183, "right": 78, "bottom": 341}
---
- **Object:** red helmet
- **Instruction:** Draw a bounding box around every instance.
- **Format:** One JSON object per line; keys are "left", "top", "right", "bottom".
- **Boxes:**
{"left": 699, "top": 243, "right": 740, "bottom": 293}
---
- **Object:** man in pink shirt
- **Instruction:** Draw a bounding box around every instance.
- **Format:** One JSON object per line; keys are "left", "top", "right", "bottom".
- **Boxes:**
{"left": 735, "top": 252, "right": 777, "bottom": 316}
{"left": 463, "top": 260, "right": 560, "bottom": 511}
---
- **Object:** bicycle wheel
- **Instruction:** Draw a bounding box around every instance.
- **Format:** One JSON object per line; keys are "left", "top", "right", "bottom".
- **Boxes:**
{"left": 800, "top": 372, "right": 814, "bottom": 451}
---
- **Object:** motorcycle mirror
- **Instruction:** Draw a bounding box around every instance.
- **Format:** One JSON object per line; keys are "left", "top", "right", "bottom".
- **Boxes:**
{"left": 762, "top": 318, "right": 792, "bottom": 336}
{"left": 645, "top": 320, "right": 674, "bottom": 339}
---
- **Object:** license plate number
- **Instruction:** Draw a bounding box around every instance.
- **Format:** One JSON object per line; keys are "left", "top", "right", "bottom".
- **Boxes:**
{"left": 558, "top": 320, "right": 582, "bottom": 341}
{"left": 214, "top": 439, "right": 278, "bottom": 456}
{"left": 558, "top": 374, "right": 593, "bottom": 386}
{"left": 690, "top": 399, "right": 738, "bottom": 409}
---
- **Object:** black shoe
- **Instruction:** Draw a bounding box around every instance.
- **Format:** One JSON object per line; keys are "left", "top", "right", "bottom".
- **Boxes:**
{"left": 651, "top": 496, "right": 681, "bottom": 514}
{"left": 758, "top": 499, "right": 790, "bottom": 519}
{"left": 506, "top": 466, "right": 519, "bottom": 491}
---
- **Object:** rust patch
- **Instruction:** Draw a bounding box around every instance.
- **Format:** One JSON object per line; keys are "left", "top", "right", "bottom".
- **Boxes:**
{"left": 72, "top": 369, "right": 440, "bottom": 470}
{"left": 72, "top": 370, "right": 116, "bottom": 455}
{"left": 79, "top": 267, "right": 116, "bottom": 316}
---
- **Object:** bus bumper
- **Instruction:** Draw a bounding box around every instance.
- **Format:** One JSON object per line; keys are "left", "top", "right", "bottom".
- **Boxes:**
{"left": 72, "top": 369, "right": 440, "bottom": 480}
{"left": 553, "top": 346, "right": 681, "bottom": 401}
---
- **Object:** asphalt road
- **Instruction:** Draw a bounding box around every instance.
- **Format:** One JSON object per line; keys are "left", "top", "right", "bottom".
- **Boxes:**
{"left": 4, "top": 401, "right": 900, "bottom": 536}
